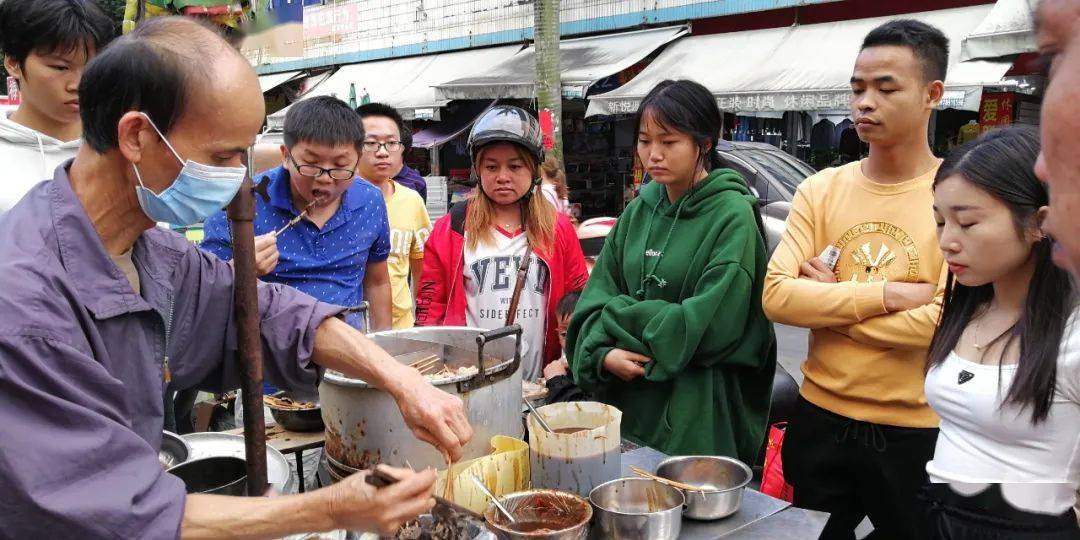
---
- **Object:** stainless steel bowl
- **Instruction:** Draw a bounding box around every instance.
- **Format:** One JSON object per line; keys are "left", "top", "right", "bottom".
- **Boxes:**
{"left": 484, "top": 489, "right": 591, "bottom": 540}
{"left": 588, "top": 478, "right": 683, "bottom": 540}
{"left": 655, "top": 456, "right": 752, "bottom": 520}
{"left": 159, "top": 430, "right": 190, "bottom": 469}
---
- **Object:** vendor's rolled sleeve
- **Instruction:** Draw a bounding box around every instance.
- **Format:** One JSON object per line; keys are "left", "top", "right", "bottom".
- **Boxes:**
{"left": 0, "top": 335, "right": 186, "bottom": 540}
{"left": 178, "top": 245, "right": 345, "bottom": 394}
{"left": 256, "top": 280, "right": 345, "bottom": 389}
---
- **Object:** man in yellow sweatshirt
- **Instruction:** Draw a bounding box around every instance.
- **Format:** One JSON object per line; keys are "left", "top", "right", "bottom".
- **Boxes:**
{"left": 763, "top": 20, "right": 948, "bottom": 540}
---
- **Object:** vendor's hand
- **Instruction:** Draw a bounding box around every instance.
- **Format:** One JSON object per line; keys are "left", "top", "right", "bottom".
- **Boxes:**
{"left": 603, "top": 349, "right": 650, "bottom": 381}
{"left": 325, "top": 465, "right": 436, "bottom": 535}
{"left": 799, "top": 257, "right": 836, "bottom": 283}
{"left": 884, "top": 282, "right": 936, "bottom": 312}
{"left": 543, "top": 358, "right": 569, "bottom": 379}
{"left": 394, "top": 372, "right": 474, "bottom": 462}
{"left": 254, "top": 232, "right": 280, "bottom": 277}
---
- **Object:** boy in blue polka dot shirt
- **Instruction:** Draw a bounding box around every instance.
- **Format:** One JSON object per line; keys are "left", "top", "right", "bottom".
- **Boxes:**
{"left": 201, "top": 96, "right": 392, "bottom": 331}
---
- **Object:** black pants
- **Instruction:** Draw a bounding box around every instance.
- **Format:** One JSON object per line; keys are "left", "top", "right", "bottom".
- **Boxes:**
{"left": 782, "top": 397, "right": 939, "bottom": 540}
{"left": 920, "top": 483, "right": 1080, "bottom": 539}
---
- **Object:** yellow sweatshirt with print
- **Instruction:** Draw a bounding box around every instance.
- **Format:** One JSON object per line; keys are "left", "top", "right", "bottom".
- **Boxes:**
{"left": 763, "top": 160, "right": 945, "bottom": 428}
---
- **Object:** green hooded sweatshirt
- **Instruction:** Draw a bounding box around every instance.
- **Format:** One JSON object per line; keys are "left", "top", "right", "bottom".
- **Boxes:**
{"left": 567, "top": 169, "right": 776, "bottom": 462}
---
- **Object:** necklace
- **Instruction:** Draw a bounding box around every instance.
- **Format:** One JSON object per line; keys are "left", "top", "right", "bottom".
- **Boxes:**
{"left": 971, "top": 308, "right": 1019, "bottom": 353}
{"left": 973, "top": 317, "right": 986, "bottom": 351}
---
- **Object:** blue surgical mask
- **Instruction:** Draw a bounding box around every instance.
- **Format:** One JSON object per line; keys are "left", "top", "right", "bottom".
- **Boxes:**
{"left": 131, "top": 112, "right": 247, "bottom": 226}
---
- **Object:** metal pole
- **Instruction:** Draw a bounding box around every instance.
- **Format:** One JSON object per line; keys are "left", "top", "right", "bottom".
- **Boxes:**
{"left": 227, "top": 156, "right": 269, "bottom": 495}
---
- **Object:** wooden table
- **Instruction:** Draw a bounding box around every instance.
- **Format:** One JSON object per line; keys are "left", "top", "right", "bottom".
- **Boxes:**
{"left": 225, "top": 424, "right": 326, "bottom": 492}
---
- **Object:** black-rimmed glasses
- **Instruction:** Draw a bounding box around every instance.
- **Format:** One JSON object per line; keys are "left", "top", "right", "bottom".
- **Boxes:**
{"left": 362, "top": 140, "right": 404, "bottom": 153}
{"left": 287, "top": 153, "right": 358, "bottom": 181}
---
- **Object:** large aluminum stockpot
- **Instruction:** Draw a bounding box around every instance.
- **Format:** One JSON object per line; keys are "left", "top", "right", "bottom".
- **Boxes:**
{"left": 320, "top": 326, "right": 524, "bottom": 471}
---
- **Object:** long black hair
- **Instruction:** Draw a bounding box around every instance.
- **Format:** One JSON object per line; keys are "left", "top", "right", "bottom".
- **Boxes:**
{"left": 927, "top": 125, "right": 1075, "bottom": 423}
{"left": 634, "top": 79, "right": 766, "bottom": 243}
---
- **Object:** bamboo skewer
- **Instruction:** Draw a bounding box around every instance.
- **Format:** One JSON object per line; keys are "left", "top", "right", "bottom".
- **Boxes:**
{"left": 412, "top": 358, "right": 440, "bottom": 373}
{"left": 407, "top": 354, "right": 441, "bottom": 367}
{"left": 630, "top": 466, "right": 706, "bottom": 492}
{"left": 273, "top": 198, "right": 321, "bottom": 237}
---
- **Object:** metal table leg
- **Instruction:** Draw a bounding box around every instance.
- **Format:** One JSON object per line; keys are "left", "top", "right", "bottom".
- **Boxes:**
{"left": 295, "top": 449, "right": 305, "bottom": 493}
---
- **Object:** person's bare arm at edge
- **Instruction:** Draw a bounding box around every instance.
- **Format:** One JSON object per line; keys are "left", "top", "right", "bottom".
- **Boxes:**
{"left": 311, "top": 316, "right": 473, "bottom": 461}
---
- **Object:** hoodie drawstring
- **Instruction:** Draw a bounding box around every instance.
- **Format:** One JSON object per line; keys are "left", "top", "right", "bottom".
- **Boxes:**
{"left": 636, "top": 195, "right": 686, "bottom": 298}
{"left": 34, "top": 131, "right": 47, "bottom": 179}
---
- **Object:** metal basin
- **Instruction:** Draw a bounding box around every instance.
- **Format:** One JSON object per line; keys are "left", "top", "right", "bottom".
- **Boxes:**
{"left": 320, "top": 326, "right": 523, "bottom": 471}
{"left": 168, "top": 456, "right": 247, "bottom": 495}
{"left": 655, "top": 456, "right": 752, "bottom": 520}
{"left": 182, "top": 432, "right": 294, "bottom": 493}
{"left": 484, "top": 490, "right": 591, "bottom": 540}
{"left": 159, "top": 430, "right": 190, "bottom": 469}
{"left": 266, "top": 390, "right": 324, "bottom": 432}
{"left": 588, "top": 478, "right": 684, "bottom": 540}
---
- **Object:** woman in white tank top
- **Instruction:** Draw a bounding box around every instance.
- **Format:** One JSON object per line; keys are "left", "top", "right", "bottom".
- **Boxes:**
{"left": 924, "top": 126, "right": 1079, "bottom": 538}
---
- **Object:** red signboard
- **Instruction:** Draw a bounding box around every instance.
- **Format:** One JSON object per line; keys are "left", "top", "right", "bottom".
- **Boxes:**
{"left": 978, "top": 92, "right": 1016, "bottom": 131}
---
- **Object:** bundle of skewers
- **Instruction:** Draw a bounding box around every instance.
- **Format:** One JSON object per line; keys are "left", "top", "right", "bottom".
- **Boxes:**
{"left": 408, "top": 354, "right": 447, "bottom": 376}
{"left": 407, "top": 355, "right": 478, "bottom": 378}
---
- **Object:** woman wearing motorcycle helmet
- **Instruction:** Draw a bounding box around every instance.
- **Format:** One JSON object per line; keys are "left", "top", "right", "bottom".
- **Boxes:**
{"left": 415, "top": 106, "right": 588, "bottom": 382}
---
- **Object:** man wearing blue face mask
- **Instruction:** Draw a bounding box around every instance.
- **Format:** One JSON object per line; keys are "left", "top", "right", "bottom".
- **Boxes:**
{"left": 0, "top": 17, "right": 474, "bottom": 539}
{"left": 201, "top": 96, "right": 393, "bottom": 332}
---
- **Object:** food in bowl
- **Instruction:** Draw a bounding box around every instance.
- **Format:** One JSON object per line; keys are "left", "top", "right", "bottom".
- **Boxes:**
{"left": 484, "top": 489, "right": 592, "bottom": 538}
{"left": 263, "top": 394, "right": 317, "bottom": 410}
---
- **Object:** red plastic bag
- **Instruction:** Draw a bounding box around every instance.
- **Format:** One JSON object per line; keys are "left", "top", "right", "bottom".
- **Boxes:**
{"left": 760, "top": 422, "right": 794, "bottom": 502}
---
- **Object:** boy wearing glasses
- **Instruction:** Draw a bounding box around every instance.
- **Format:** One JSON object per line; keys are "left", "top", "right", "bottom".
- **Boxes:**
{"left": 201, "top": 96, "right": 392, "bottom": 331}
{"left": 356, "top": 103, "right": 432, "bottom": 329}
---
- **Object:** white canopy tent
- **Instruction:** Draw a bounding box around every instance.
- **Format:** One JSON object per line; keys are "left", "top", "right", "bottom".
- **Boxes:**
{"left": 433, "top": 26, "right": 688, "bottom": 101}
{"left": 960, "top": 0, "right": 1037, "bottom": 61}
{"left": 257, "top": 70, "right": 302, "bottom": 93}
{"left": 587, "top": 5, "right": 1013, "bottom": 117}
{"left": 267, "top": 44, "right": 523, "bottom": 125}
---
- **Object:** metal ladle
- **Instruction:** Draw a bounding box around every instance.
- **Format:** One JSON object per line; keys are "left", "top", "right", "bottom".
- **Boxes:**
{"left": 470, "top": 475, "right": 516, "bottom": 524}
{"left": 524, "top": 398, "right": 554, "bottom": 433}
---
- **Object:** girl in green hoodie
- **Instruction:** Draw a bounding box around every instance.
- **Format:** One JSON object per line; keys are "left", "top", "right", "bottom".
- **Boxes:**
{"left": 567, "top": 80, "right": 776, "bottom": 462}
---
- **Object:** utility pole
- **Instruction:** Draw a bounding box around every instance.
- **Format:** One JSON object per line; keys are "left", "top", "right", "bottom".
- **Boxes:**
{"left": 534, "top": 0, "right": 563, "bottom": 161}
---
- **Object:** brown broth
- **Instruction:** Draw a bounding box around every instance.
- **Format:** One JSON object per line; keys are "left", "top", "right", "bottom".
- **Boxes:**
{"left": 552, "top": 427, "right": 590, "bottom": 435}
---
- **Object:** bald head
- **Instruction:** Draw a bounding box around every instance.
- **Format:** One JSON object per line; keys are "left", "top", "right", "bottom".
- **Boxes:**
{"left": 79, "top": 16, "right": 263, "bottom": 153}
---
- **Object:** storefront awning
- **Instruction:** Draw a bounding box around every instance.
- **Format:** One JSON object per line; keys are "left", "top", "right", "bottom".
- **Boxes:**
{"left": 587, "top": 6, "right": 1012, "bottom": 117}
{"left": 434, "top": 26, "right": 688, "bottom": 101}
{"left": 960, "top": 0, "right": 1037, "bottom": 62}
{"left": 269, "top": 45, "right": 522, "bottom": 124}
{"left": 258, "top": 70, "right": 302, "bottom": 93}
{"left": 412, "top": 101, "right": 495, "bottom": 149}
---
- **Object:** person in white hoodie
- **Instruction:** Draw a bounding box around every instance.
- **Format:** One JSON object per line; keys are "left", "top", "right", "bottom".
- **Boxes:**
{"left": 0, "top": 0, "right": 113, "bottom": 212}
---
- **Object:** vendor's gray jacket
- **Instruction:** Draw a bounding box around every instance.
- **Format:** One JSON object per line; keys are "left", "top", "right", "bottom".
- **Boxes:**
{"left": 0, "top": 164, "right": 342, "bottom": 539}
